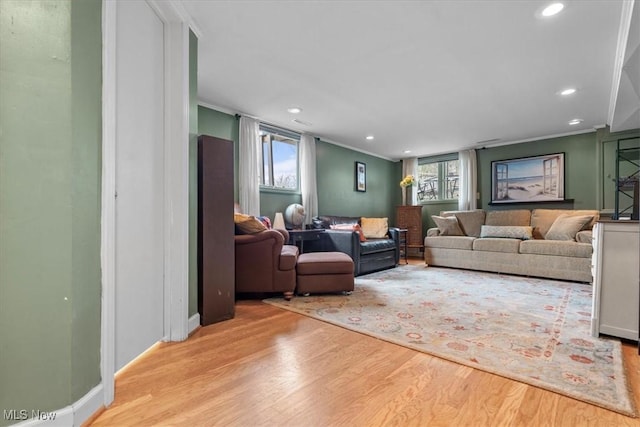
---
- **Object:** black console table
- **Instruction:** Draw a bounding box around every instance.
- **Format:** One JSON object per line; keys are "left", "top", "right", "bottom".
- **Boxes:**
{"left": 288, "top": 229, "right": 325, "bottom": 254}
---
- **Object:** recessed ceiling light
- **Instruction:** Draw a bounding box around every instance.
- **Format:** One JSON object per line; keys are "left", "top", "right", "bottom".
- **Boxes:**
{"left": 366, "top": 135, "right": 374, "bottom": 140}
{"left": 287, "top": 107, "right": 302, "bottom": 114}
{"left": 542, "top": 3, "right": 564, "bottom": 17}
{"left": 403, "top": 150, "right": 412, "bottom": 154}
{"left": 568, "top": 118, "right": 583, "bottom": 125}
{"left": 560, "top": 88, "right": 576, "bottom": 96}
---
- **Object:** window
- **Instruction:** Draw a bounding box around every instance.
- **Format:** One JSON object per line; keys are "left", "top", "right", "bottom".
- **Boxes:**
{"left": 417, "top": 155, "right": 459, "bottom": 202}
{"left": 260, "top": 125, "right": 299, "bottom": 191}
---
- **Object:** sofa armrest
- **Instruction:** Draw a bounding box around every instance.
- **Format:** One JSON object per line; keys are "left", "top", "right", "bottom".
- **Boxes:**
{"left": 279, "top": 245, "right": 299, "bottom": 270}
{"left": 235, "top": 229, "right": 287, "bottom": 293}
{"left": 235, "top": 229, "right": 285, "bottom": 264}
{"left": 576, "top": 230, "right": 593, "bottom": 244}
{"left": 426, "top": 227, "right": 440, "bottom": 237}
{"left": 323, "top": 229, "right": 361, "bottom": 265}
{"left": 274, "top": 228, "right": 289, "bottom": 242}
{"left": 387, "top": 227, "right": 401, "bottom": 264}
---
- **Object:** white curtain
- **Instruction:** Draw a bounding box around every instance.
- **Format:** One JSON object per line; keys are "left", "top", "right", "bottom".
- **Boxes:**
{"left": 299, "top": 134, "right": 318, "bottom": 224}
{"left": 402, "top": 157, "right": 418, "bottom": 205}
{"left": 238, "top": 116, "right": 261, "bottom": 216}
{"left": 458, "top": 149, "right": 477, "bottom": 210}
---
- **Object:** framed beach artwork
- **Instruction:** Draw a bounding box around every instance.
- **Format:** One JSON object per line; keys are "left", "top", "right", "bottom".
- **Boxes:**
{"left": 355, "top": 161, "right": 366, "bottom": 192}
{"left": 491, "top": 153, "right": 565, "bottom": 204}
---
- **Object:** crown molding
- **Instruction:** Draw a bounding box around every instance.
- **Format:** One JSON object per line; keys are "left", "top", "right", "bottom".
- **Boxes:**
{"left": 198, "top": 102, "right": 396, "bottom": 161}
{"left": 607, "top": 0, "right": 635, "bottom": 126}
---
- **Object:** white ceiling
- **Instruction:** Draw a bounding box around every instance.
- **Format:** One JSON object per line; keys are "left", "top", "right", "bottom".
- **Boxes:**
{"left": 182, "top": 0, "right": 638, "bottom": 160}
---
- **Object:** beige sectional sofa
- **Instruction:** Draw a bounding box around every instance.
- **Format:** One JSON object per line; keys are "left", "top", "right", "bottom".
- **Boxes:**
{"left": 424, "top": 209, "right": 599, "bottom": 282}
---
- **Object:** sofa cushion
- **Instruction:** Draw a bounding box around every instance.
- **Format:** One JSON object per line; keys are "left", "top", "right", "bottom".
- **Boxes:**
{"left": 424, "top": 236, "right": 475, "bottom": 250}
{"left": 432, "top": 215, "right": 464, "bottom": 236}
{"left": 473, "top": 238, "right": 521, "bottom": 253}
{"left": 530, "top": 209, "right": 599, "bottom": 239}
{"left": 545, "top": 214, "right": 594, "bottom": 241}
{"left": 519, "top": 240, "right": 593, "bottom": 258}
{"left": 361, "top": 217, "right": 388, "bottom": 238}
{"left": 485, "top": 209, "right": 531, "bottom": 226}
{"left": 480, "top": 225, "right": 533, "bottom": 240}
{"left": 360, "top": 238, "right": 396, "bottom": 255}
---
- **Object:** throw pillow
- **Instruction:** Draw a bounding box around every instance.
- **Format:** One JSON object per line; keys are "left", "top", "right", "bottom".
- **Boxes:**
{"left": 330, "top": 224, "right": 353, "bottom": 230}
{"left": 361, "top": 217, "right": 388, "bottom": 238}
{"left": 480, "top": 225, "right": 533, "bottom": 240}
{"left": 452, "top": 210, "right": 486, "bottom": 237}
{"left": 530, "top": 209, "right": 600, "bottom": 239}
{"left": 235, "top": 216, "right": 267, "bottom": 234}
{"left": 234, "top": 213, "right": 252, "bottom": 223}
{"left": 329, "top": 223, "right": 367, "bottom": 242}
{"left": 545, "top": 214, "right": 594, "bottom": 241}
{"left": 353, "top": 223, "right": 367, "bottom": 242}
{"left": 256, "top": 215, "right": 272, "bottom": 229}
{"left": 431, "top": 215, "right": 465, "bottom": 236}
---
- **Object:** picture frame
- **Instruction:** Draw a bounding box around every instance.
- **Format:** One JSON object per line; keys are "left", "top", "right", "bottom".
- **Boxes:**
{"left": 355, "top": 161, "right": 366, "bottom": 192}
{"left": 491, "top": 153, "right": 565, "bottom": 204}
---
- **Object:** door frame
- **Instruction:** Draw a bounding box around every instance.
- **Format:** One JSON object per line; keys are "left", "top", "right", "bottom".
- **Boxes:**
{"left": 101, "top": 0, "right": 190, "bottom": 406}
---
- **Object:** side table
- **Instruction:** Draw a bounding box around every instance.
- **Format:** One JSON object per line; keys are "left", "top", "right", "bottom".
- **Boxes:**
{"left": 288, "top": 229, "right": 325, "bottom": 254}
{"left": 397, "top": 228, "right": 408, "bottom": 264}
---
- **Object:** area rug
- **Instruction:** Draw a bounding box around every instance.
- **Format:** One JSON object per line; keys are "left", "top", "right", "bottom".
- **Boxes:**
{"left": 264, "top": 265, "right": 637, "bottom": 417}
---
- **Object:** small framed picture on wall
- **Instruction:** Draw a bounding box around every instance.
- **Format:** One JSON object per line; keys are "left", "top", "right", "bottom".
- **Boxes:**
{"left": 355, "top": 161, "right": 366, "bottom": 192}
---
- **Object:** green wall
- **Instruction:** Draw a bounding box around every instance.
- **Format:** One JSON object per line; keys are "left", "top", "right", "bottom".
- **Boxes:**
{"left": 197, "top": 106, "right": 401, "bottom": 225}
{"left": 198, "top": 106, "right": 239, "bottom": 200}
{"left": 0, "top": 0, "right": 102, "bottom": 422}
{"left": 316, "top": 140, "right": 400, "bottom": 221}
{"left": 477, "top": 132, "right": 599, "bottom": 211}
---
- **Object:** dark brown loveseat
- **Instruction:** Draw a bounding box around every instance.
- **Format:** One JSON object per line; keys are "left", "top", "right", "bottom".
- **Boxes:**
{"left": 235, "top": 228, "right": 299, "bottom": 300}
{"left": 308, "top": 215, "right": 400, "bottom": 276}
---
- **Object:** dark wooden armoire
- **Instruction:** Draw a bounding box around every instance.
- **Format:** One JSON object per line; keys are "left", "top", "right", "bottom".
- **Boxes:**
{"left": 198, "top": 135, "right": 235, "bottom": 325}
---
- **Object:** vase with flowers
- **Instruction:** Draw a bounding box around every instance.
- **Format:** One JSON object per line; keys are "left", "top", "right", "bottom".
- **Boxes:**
{"left": 400, "top": 174, "right": 415, "bottom": 205}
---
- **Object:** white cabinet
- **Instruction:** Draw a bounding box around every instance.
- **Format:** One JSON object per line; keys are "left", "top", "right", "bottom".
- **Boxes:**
{"left": 591, "top": 221, "right": 640, "bottom": 340}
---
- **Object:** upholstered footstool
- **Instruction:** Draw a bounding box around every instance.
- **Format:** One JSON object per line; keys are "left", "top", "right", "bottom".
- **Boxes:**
{"left": 296, "top": 252, "right": 355, "bottom": 295}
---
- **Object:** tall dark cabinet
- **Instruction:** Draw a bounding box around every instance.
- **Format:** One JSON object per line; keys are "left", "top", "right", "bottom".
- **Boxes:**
{"left": 198, "top": 135, "right": 235, "bottom": 325}
{"left": 396, "top": 205, "right": 424, "bottom": 253}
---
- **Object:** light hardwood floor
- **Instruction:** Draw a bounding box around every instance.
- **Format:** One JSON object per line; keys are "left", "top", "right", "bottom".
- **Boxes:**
{"left": 91, "top": 261, "right": 640, "bottom": 426}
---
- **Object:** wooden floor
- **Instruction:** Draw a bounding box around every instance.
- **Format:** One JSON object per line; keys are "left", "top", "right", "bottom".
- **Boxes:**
{"left": 91, "top": 262, "right": 640, "bottom": 426}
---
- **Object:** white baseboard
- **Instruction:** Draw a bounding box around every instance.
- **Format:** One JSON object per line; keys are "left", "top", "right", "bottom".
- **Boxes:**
{"left": 8, "top": 384, "right": 103, "bottom": 427}
{"left": 72, "top": 384, "right": 104, "bottom": 427}
{"left": 188, "top": 313, "right": 200, "bottom": 334}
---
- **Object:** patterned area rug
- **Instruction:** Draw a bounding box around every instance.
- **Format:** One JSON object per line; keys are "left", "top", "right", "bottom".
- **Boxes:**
{"left": 264, "top": 265, "right": 637, "bottom": 417}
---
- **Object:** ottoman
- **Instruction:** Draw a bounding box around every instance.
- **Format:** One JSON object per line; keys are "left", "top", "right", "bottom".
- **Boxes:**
{"left": 296, "top": 252, "right": 355, "bottom": 295}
